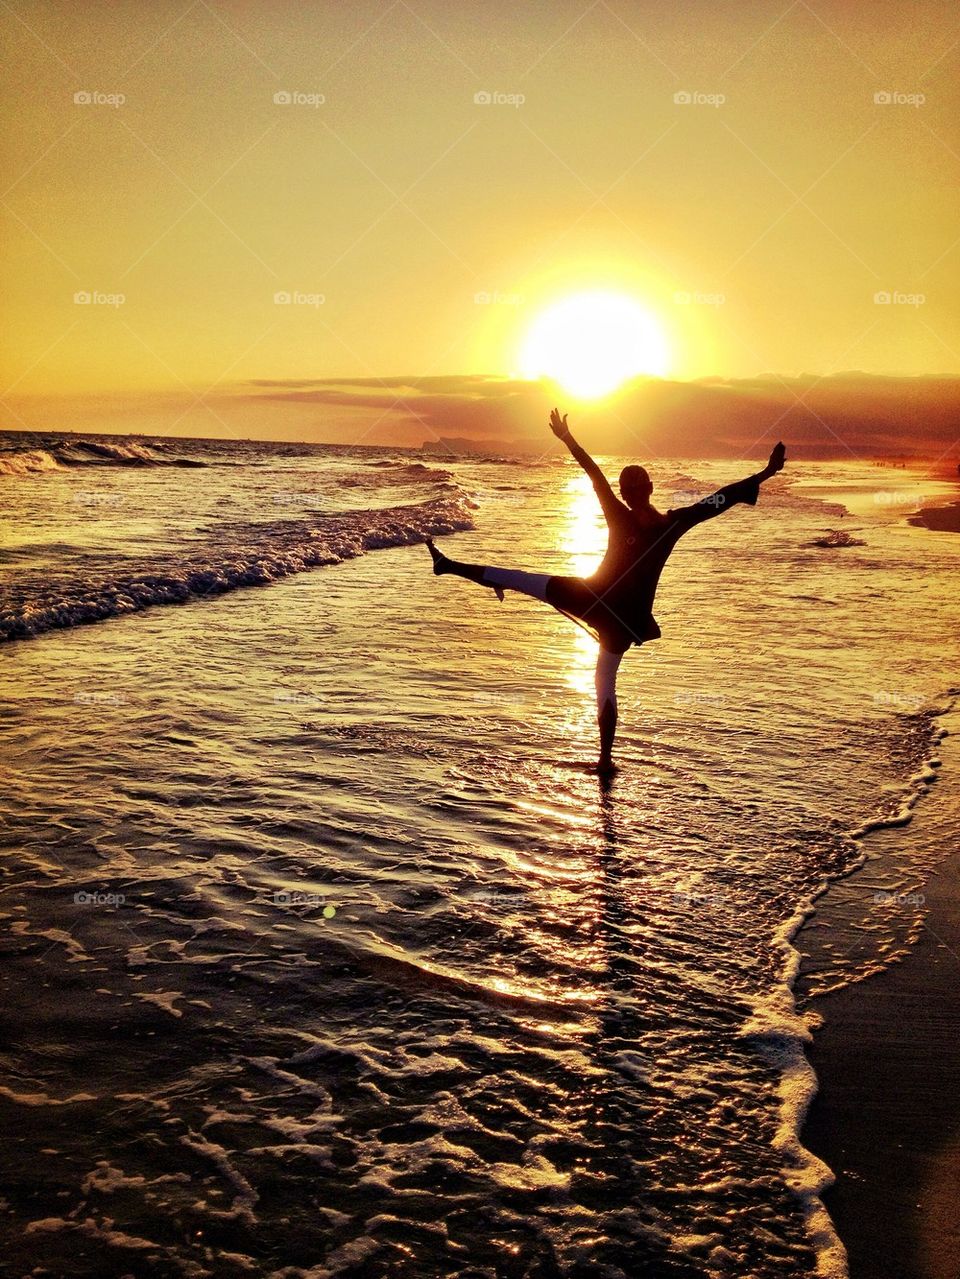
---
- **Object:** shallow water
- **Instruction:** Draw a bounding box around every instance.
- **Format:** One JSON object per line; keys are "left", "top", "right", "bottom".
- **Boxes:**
{"left": 2, "top": 435, "right": 959, "bottom": 1277}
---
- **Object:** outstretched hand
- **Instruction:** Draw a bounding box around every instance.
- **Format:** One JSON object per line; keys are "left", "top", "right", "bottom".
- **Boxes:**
{"left": 762, "top": 441, "right": 786, "bottom": 479}
{"left": 549, "top": 408, "right": 571, "bottom": 439}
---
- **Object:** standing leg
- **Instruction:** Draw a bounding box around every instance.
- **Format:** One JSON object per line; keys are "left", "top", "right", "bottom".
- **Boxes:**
{"left": 595, "top": 647, "right": 624, "bottom": 772}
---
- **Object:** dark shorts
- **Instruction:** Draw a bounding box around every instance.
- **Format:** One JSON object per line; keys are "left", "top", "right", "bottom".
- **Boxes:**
{"left": 545, "top": 576, "right": 660, "bottom": 654}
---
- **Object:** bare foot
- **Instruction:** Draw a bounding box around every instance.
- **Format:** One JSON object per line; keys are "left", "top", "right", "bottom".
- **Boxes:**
{"left": 425, "top": 538, "right": 449, "bottom": 575}
{"left": 425, "top": 538, "right": 503, "bottom": 599}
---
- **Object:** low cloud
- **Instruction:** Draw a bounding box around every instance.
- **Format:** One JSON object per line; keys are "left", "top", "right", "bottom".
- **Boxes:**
{"left": 240, "top": 372, "right": 960, "bottom": 459}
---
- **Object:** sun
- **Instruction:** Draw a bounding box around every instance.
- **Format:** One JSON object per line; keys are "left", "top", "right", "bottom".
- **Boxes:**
{"left": 518, "top": 290, "right": 670, "bottom": 399}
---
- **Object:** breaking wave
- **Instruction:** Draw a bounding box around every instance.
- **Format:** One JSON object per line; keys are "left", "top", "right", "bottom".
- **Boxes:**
{"left": 0, "top": 449, "right": 62, "bottom": 477}
{"left": 340, "top": 462, "right": 454, "bottom": 488}
{"left": 0, "top": 439, "right": 207, "bottom": 474}
{"left": 0, "top": 496, "right": 473, "bottom": 642}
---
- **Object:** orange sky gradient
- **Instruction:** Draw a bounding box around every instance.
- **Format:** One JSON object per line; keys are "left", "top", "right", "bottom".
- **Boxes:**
{"left": 1, "top": 0, "right": 958, "bottom": 451}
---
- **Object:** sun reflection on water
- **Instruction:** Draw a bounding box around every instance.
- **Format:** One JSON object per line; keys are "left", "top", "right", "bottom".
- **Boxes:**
{"left": 560, "top": 471, "right": 608, "bottom": 576}
{"left": 558, "top": 471, "right": 610, "bottom": 699}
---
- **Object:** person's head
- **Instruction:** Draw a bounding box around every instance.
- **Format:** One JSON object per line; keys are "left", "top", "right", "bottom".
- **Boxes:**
{"left": 619, "top": 464, "right": 652, "bottom": 509}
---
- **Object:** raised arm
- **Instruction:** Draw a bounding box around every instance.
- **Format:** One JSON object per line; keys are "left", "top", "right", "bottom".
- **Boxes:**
{"left": 549, "top": 408, "right": 625, "bottom": 522}
{"left": 672, "top": 442, "right": 786, "bottom": 532}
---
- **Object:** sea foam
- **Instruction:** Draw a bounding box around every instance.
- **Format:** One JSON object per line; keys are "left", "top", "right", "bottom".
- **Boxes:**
{"left": 0, "top": 496, "right": 474, "bottom": 641}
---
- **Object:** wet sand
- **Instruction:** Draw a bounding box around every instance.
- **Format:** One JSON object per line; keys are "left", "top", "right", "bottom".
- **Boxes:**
{"left": 908, "top": 501, "right": 960, "bottom": 533}
{"left": 908, "top": 474, "right": 960, "bottom": 533}
{"left": 803, "top": 722, "right": 960, "bottom": 1279}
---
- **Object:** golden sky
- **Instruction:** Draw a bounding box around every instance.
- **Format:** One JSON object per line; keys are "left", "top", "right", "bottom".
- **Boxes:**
{"left": 1, "top": 0, "right": 958, "bottom": 442}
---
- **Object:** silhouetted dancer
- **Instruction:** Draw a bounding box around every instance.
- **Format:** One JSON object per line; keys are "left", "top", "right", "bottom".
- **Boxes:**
{"left": 428, "top": 409, "right": 786, "bottom": 774}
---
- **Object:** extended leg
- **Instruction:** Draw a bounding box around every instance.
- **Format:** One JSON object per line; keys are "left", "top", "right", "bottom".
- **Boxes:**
{"left": 426, "top": 539, "right": 550, "bottom": 602}
{"left": 595, "top": 647, "right": 624, "bottom": 772}
{"left": 480, "top": 566, "right": 550, "bottom": 601}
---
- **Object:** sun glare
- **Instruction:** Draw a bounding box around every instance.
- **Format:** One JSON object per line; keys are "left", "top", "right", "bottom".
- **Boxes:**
{"left": 518, "top": 290, "right": 670, "bottom": 400}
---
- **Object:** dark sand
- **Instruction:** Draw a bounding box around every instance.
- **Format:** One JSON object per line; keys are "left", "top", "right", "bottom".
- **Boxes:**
{"left": 908, "top": 501, "right": 960, "bottom": 533}
{"left": 908, "top": 474, "right": 960, "bottom": 533}
{"left": 803, "top": 719, "right": 960, "bottom": 1279}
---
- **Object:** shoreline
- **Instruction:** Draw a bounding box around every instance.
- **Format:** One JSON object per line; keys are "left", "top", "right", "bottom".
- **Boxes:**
{"left": 907, "top": 473, "right": 960, "bottom": 533}
{"left": 908, "top": 500, "right": 960, "bottom": 533}
{"left": 801, "top": 713, "right": 960, "bottom": 1279}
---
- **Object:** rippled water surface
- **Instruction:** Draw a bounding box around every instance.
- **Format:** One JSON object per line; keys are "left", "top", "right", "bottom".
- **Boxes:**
{"left": 2, "top": 435, "right": 959, "bottom": 1278}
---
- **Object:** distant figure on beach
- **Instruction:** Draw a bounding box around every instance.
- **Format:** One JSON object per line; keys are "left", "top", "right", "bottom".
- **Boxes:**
{"left": 428, "top": 409, "right": 786, "bottom": 774}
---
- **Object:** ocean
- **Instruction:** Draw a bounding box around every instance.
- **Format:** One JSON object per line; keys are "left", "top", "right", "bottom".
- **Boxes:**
{"left": 2, "top": 430, "right": 958, "bottom": 1279}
